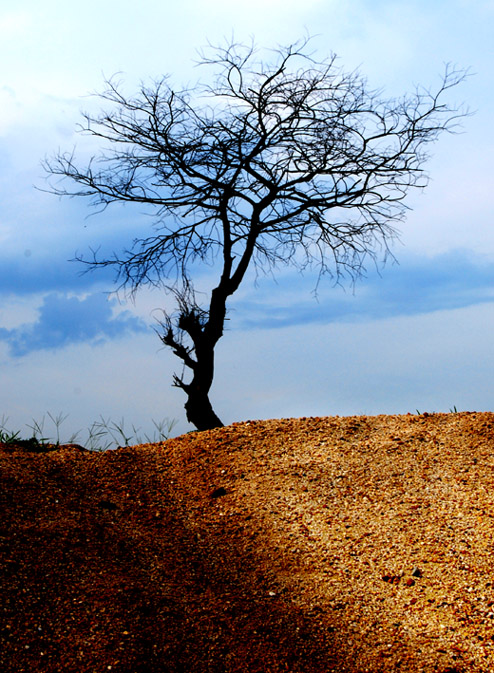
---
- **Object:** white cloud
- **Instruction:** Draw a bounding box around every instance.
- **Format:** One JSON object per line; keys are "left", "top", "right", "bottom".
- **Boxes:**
{"left": 0, "top": 9, "right": 31, "bottom": 37}
{"left": 0, "top": 87, "right": 21, "bottom": 135}
{"left": 203, "top": 0, "right": 325, "bottom": 11}
{"left": 0, "top": 295, "right": 40, "bottom": 330}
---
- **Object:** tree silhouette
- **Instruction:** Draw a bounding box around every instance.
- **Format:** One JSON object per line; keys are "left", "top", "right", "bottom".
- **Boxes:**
{"left": 44, "top": 39, "right": 467, "bottom": 430}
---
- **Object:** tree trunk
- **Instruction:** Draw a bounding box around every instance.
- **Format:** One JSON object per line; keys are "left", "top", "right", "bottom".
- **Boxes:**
{"left": 184, "top": 386, "right": 223, "bottom": 431}
{"left": 164, "top": 284, "right": 231, "bottom": 431}
{"left": 181, "top": 334, "right": 224, "bottom": 431}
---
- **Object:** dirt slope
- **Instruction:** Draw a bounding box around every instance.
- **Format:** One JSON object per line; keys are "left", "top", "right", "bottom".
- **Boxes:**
{"left": 1, "top": 412, "right": 494, "bottom": 672}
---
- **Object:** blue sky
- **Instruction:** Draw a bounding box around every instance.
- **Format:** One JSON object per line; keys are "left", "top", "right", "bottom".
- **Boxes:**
{"left": 1, "top": 0, "right": 493, "bottom": 440}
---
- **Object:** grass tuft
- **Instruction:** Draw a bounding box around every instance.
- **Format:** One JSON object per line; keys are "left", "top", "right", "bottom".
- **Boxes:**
{"left": 0, "top": 413, "right": 178, "bottom": 451}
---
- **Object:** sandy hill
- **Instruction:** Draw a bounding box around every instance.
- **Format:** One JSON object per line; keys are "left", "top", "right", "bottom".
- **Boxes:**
{"left": 1, "top": 412, "right": 494, "bottom": 672}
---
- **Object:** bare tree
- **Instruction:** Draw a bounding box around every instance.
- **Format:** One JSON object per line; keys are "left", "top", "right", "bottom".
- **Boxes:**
{"left": 44, "top": 38, "right": 467, "bottom": 431}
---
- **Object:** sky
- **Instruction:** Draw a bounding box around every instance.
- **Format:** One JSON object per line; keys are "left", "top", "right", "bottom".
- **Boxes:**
{"left": 1, "top": 0, "right": 493, "bottom": 443}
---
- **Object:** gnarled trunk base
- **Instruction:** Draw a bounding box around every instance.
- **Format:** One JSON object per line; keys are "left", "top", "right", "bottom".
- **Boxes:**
{"left": 184, "top": 392, "right": 223, "bottom": 431}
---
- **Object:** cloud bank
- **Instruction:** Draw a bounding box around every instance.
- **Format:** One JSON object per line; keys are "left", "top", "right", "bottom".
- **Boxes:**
{"left": 233, "top": 251, "right": 494, "bottom": 329}
{"left": 0, "top": 292, "right": 148, "bottom": 357}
